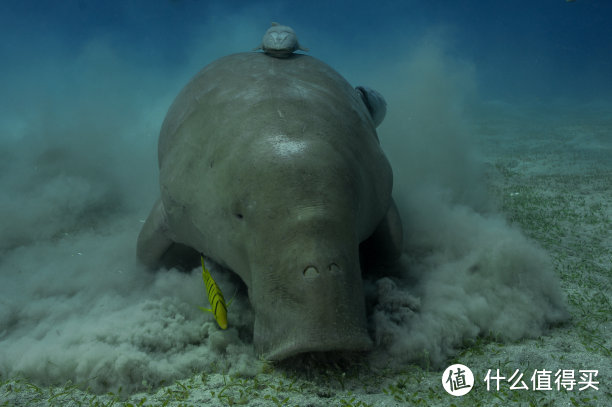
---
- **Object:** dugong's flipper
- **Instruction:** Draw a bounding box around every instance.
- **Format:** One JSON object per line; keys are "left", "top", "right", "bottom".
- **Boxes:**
{"left": 137, "top": 198, "right": 173, "bottom": 269}
{"left": 361, "top": 199, "right": 403, "bottom": 267}
{"left": 356, "top": 86, "right": 387, "bottom": 127}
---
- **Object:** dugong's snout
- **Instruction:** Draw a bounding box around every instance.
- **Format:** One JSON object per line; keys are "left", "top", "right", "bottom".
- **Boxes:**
{"left": 250, "top": 249, "right": 373, "bottom": 361}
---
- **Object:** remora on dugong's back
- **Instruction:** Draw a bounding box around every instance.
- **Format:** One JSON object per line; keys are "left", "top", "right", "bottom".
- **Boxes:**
{"left": 254, "top": 22, "right": 309, "bottom": 58}
{"left": 137, "top": 34, "right": 403, "bottom": 360}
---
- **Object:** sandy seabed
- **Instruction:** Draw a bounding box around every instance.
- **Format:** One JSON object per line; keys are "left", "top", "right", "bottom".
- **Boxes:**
{"left": 1, "top": 102, "right": 610, "bottom": 407}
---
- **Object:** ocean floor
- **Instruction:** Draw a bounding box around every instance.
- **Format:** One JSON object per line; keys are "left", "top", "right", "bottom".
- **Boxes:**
{"left": 1, "top": 102, "right": 610, "bottom": 406}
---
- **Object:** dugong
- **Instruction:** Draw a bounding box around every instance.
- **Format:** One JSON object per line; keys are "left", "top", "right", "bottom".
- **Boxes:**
{"left": 137, "top": 51, "right": 403, "bottom": 360}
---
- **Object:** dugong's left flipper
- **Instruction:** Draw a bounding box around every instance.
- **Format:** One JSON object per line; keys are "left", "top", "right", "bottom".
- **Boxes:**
{"left": 137, "top": 198, "right": 173, "bottom": 269}
{"left": 361, "top": 198, "right": 403, "bottom": 267}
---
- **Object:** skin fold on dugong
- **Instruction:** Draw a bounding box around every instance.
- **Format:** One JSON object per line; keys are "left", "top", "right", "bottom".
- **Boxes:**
{"left": 137, "top": 50, "right": 403, "bottom": 361}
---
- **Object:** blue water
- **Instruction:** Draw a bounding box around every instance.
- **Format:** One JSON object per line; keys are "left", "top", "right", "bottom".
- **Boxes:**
{"left": 1, "top": 0, "right": 611, "bottom": 102}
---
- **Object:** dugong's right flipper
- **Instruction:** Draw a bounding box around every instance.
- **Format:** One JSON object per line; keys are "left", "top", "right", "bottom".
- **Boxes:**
{"left": 137, "top": 198, "right": 174, "bottom": 269}
{"left": 361, "top": 198, "right": 403, "bottom": 268}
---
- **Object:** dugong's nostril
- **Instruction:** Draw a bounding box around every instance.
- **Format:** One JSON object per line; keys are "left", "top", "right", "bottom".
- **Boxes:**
{"left": 303, "top": 266, "right": 319, "bottom": 279}
{"left": 328, "top": 263, "right": 341, "bottom": 274}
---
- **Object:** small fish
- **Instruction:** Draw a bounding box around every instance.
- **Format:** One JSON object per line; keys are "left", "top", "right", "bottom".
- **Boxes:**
{"left": 199, "top": 255, "right": 228, "bottom": 329}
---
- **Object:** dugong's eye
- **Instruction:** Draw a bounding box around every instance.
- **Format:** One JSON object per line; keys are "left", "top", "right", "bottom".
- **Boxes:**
{"left": 231, "top": 200, "right": 245, "bottom": 220}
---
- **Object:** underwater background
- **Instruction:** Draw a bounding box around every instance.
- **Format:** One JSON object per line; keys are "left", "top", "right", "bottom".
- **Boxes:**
{"left": 1, "top": 1, "right": 610, "bottom": 406}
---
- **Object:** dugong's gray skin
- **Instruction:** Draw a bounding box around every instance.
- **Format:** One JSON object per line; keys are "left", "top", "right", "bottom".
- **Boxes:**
{"left": 137, "top": 52, "right": 403, "bottom": 360}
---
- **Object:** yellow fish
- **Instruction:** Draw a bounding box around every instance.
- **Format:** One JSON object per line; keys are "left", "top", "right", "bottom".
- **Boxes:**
{"left": 198, "top": 255, "right": 228, "bottom": 329}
